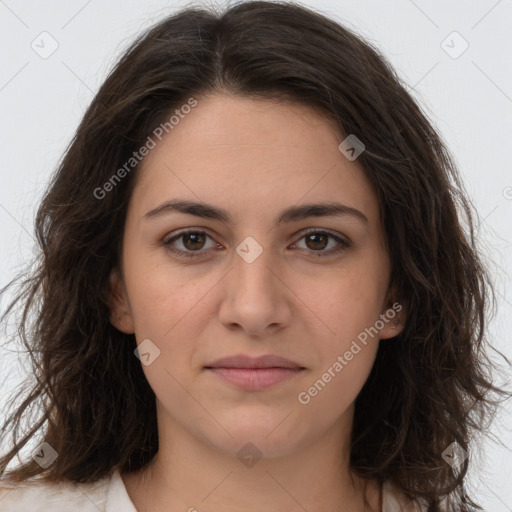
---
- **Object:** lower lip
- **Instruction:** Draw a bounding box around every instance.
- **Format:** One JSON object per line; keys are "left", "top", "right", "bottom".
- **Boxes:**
{"left": 206, "top": 367, "right": 304, "bottom": 390}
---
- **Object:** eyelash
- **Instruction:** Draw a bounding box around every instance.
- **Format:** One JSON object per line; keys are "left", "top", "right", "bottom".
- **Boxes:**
{"left": 162, "top": 228, "right": 351, "bottom": 259}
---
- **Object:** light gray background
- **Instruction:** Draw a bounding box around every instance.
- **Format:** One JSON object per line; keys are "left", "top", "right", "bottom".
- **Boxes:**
{"left": 0, "top": 0, "right": 511, "bottom": 510}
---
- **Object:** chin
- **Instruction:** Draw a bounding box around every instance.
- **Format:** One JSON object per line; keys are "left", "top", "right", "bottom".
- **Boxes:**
{"left": 217, "top": 434, "right": 301, "bottom": 462}
{"left": 209, "top": 415, "right": 311, "bottom": 460}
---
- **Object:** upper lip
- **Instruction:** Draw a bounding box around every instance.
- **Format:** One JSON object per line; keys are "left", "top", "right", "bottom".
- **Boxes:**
{"left": 205, "top": 355, "right": 304, "bottom": 369}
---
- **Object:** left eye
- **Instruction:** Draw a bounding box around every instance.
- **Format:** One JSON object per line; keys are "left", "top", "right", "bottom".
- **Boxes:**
{"left": 162, "top": 229, "right": 350, "bottom": 258}
{"left": 292, "top": 230, "right": 349, "bottom": 253}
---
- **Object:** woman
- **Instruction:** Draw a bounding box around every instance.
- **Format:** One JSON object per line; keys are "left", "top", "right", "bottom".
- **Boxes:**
{"left": 0, "top": 2, "right": 508, "bottom": 510}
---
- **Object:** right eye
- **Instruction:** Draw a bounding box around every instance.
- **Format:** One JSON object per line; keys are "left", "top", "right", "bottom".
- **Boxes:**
{"left": 162, "top": 229, "right": 222, "bottom": 258}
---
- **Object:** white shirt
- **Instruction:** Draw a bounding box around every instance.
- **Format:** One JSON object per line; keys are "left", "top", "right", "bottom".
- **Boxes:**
{"left": 0, "top": 469, "right": 428, "bottom": 511}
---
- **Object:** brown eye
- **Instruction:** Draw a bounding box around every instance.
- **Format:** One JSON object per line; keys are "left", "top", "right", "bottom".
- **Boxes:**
{"left": 163, "top": 230, "right": 219, "bottom": 258}
{"left": 293, "top": 229, "right": 351, "bottom": 257}
{"left": 304, "top": 233, "right": 329, "bottom": 251}
{"left": 181, "top": 232, "right": 207, "bottom": 251}
{"left": 163, "top": 228, "right": 350, "bottom": 260}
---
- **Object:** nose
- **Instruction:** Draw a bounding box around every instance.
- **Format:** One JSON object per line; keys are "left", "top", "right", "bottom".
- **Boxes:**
{"left": 218, "top": 243, "right": 293, "bottom": 337}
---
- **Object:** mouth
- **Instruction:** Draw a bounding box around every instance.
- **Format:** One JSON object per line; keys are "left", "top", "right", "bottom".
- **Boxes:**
{"left": 204, "top": 354, "right": 306, "bottom": 391}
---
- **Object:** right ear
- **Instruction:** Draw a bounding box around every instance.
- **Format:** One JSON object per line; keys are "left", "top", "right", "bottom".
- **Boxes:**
{"left": 107, "top": 267, "right": 135, "bottom": 334}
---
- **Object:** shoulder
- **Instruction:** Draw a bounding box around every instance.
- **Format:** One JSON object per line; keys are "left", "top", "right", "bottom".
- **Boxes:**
{"left": 0, "top": 472, "right": 112, "bottom": 512}
{"left": 383, "top": 480, "right": 429, "bottom": 512}
{"left": 383, "top": 480, "right": 455, "bottom": 512}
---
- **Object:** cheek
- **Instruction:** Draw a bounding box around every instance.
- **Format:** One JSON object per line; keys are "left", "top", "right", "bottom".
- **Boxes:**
{"left": 124, "top": 245, "right": 205, "bottom": 336}
{"left": 124, "top": 265, "right": 211, "bottom": 414}
{"left": 297, "top": 269, "right": 385, "bottom": 415}
{"left": 296, "top": 342, "right": 378, "bottom": 433}
{"left": 295, "top": 253, "right": 387, "bottom": 397}
{"left": 300, "top": 254, "right": 388, "bottom": 342}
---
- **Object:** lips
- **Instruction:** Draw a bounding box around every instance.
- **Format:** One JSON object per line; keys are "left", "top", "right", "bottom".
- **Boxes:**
{"left": 204, "top": 355, "right": 305, "bottom": 391}
{"left": 205, "top": 354, "right": 304, "bottom": 370}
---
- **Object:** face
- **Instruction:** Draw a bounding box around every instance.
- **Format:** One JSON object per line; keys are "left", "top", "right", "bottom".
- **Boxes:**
{"left": 108, "top": 92, "right": 404, "bottom": 460}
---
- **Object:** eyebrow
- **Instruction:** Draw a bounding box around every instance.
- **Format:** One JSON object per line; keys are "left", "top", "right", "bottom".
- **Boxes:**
{"left": 143, "top": 199, "right": 368, "bottom": 225}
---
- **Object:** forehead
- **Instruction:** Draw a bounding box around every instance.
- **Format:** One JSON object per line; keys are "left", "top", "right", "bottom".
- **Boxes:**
{"left": 129, "top": 93, "right": 380, "bottom": 227}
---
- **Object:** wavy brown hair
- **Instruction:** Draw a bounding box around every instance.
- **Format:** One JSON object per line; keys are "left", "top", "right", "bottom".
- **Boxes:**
{"left": 0, "top": 2, "right": 509, "bottom": 510}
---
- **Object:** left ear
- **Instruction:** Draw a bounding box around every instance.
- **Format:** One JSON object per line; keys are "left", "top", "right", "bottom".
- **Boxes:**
{"left": 378, "top": 286, "right": 406, "bottom": 340}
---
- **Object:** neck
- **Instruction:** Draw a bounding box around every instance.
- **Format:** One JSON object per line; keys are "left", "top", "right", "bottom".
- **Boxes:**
{"left": 122, "top": 404, "right": 381, "bottom": 512}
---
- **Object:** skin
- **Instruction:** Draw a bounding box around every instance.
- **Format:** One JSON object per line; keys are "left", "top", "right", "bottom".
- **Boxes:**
{"left": 108, "top": 92, "right": 405, "bottom": 512}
